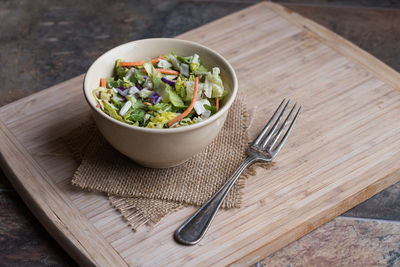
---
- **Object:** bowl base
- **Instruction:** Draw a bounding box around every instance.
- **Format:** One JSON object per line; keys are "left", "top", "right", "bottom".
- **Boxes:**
{"left": 132, "top": 158, "right": 189, "bottom": 169}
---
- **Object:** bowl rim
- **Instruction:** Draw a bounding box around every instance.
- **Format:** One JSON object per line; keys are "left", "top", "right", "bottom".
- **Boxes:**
{"left": 83, "top": 38, "right": 238, "bottom": 134}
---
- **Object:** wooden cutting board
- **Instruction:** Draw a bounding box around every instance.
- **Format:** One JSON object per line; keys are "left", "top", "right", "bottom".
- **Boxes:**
{"left": 1, "top": 2, "right": 400, "bottom": 266}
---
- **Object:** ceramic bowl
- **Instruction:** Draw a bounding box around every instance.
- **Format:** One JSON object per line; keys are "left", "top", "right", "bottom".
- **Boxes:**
{"left": 83, "top": 38, "right": 238, "bottom": 168}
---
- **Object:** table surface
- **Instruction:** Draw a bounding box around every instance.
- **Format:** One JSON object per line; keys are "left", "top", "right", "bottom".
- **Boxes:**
{"left": 0, "top": 0, "right": 399, "bottom": 266}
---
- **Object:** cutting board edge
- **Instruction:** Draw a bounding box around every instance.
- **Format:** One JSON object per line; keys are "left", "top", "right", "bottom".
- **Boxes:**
{"left": 0, "top": 2, "right": 399, "bottom": 266}
{"left": 0, "top": 74, "right": 85, "bottom": 123}
{"left": 263, "top": 2, "right": 400, "bottom": 91}
{"left": 229, "top": 168, "right": 400, "bottom": 266}
{"left": 0, "top": 121, "right": 129, "bottom": 267}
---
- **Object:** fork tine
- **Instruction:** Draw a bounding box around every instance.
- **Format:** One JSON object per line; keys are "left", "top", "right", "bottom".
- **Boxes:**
{"left": 272, "top": 105, "right": 301, "bottom": 155}
{"left": 260, "top": 100, "right": 290, "bottom": 148}
{"left": 252, "top": 99, "right": 286, "bottom": 146}
{"left": 266, "top": 103, "right": 297, "bottom": 151}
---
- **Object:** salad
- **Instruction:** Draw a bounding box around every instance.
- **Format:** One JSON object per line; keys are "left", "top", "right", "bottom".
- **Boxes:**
{"left": 93, "top": 52, "right": 227, "bottom": 128}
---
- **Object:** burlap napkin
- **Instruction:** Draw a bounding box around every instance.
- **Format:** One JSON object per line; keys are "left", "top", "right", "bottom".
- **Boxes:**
{"left": 66, "top": 97, "right": 251, "bottom": 230}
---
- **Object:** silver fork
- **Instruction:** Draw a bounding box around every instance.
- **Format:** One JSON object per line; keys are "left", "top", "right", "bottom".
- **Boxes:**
{"left": 174, "top": 99, "right": 301, "bottom": 245}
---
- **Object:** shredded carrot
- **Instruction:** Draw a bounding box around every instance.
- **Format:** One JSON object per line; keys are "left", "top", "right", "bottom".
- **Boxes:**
{"left": 141, "top": 68, "right": 180, "bottom": 76}
{"left": 156, "top": 68, "right": 180, "bottom": 75}
{"left": 100, "top": 78, "right": 106, "bottom": 88}
{"left": 119, "top": 55, "right": 165, "bottom": 67}
{"left": 216, "top": 97, "right": 219, "bottom": 111}
{"left": 168, "top": 76, "right": 199, "bottom": 127}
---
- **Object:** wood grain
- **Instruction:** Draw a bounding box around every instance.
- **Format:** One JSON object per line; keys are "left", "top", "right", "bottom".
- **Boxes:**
{"left": 1, "top": 2, "right": 400, "bottom": 266}
{"left": 282, "top": 3, "right": 400, "bottom": 73}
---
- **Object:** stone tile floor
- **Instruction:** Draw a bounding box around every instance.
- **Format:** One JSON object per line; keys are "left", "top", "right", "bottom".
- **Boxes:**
{"left": 0, "top": 0, "right": 400, "bottom": 265}
{"left": 260, "top": 217, "right": 400, "bottom": 266}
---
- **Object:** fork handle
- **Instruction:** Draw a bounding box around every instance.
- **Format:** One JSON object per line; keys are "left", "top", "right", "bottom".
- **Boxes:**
{"left": 174, "top": 156, "right": 257, "bottom": 245}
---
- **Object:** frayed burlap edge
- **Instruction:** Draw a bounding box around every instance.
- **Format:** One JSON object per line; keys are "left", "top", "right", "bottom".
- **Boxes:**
{"left": 109, "top": 196, "right": 185, "bottom": 230}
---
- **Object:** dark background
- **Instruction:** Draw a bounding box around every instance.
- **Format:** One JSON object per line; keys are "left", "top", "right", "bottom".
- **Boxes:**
{"left": 0, "top": 0, "right": 399, "bottom": 265}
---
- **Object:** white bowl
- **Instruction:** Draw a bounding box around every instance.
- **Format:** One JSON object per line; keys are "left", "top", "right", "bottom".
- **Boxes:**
{"left": 83, "top": 38, "right": 238, "bottom": 168}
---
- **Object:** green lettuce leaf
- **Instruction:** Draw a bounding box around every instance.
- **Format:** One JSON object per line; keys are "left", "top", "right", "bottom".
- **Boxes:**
{"left": 148, "top": 103, "right": 172, "bottom": 112}
{"left": 111, "top": 97, "right": 123, "bottom": 109}
{"left": 100, "top": 89, "right": 113, "bottom": 103}
{"left": 143, "top": 61, "right": 160, "bottom": 79}
{"left": 93, "top": 87, "right": 107, "bottom": 109}
{"left": 204, "top": 104, "right": 217, "bottom": 115}
{"left": 177, "top": 55, "right": 192, "bottom": 64}
{"left": 167, "top": 87, "right": 186, "bottom": 108}
{"left": 106, "top": 77, "right": 120, "bottom": 88}
{"left": 194, "top": 65, "right": 208, "bottom": 75}
{"left": 126, "top": 95, "right": 137, "bottom": 105}
{"left": 179, "top": 117, "right": 197, "bottom": 126}
{"left": 168, "top": 53, "right": 180, "bottom": 70}
{"left": 133, "top": 99, "right": 146, "bottom": 109}
{"left": 143, "top": 61, "right": 169, "bottom": 101}
{"left": 211, "top": 67, "right": 224, "bottom": 98}
{"left": 153, "top": 76, "right": 161, "bottom": 90}
{"left": 114, "top": 59, "right": 129, "bottom": 79}
{"left": 122, "top": 77, "right": 134, "bottom": 88}
{"left": 129, "top": 109, "right": 146, "bottom": 122}
{"left": 139, "top": 88, "right": 154, "bottom": 98}
{"left": 175, "top": 77, "right": 186, "bottom": 99}
{"left": 133, "top": 68, "right": 145, "bottom": 84}
{"left": 103, "top": 101, "right": 124, "bottom": 122}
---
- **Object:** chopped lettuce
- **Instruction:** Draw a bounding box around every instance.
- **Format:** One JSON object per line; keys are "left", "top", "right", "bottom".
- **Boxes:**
{"left": 122, "top": 77, "right": 134, "bottom": 88}
{"left": 180, "top": 63, "right": 190, "bottom": 77}
{"left": 114, "top": 59, "right": 129, "bottom": 79}
{"left": 194, "top": 65, "right": 208, "bottom": 76}
{"left": 194, "top": 99, "right": 210, "bottom": 115}
{"left": 167, "top": 87, "right": 185, "bottom": 108}
{"left": 157, "top": 59, "right": 172, "bottom": 69}
{"left": 93, "top": 53, "right": 226, "bottom": 128}
{"left": 106, "top": 77, "right": 121, "bottom": 89}
{"left": 204, "top": 104, "right": 217, "bottom": 115}
{"left": 168, "top": 53, "right": 180, "bottom": 70}
{"left": 177, "top": 55, "right": 192, "bottom": 64}
{"left": 146, "top": 111, "right": 177, "bottom": 128}
{"left": 185, "top": 80, "right": 203, "bottom": 101}
{"left": 111, "top": 96, "right": 123, "bottom": 109}
{"left": 103, "top": 101, "right": 124, "bottom": 122}
{"left": 211, "top": 67, "right": 224, "bottom": 98}
{"left": 119, "top": 101, "right": 132, "bottom": 116}
{"left": 179, "top": 117, "right": 197, "bottom": 126}
{"left": 132, "top": 68, "right": 145, "bottom": 84}
{"left": 148, "top": 103, "right": 172, "bottom": 112}
{"left": 129, "top": 108, "right": 146, "bottom": 122}
{"left": 175, "top": 77, "right": 186, "bottom": 99}
{"left": 203, "top": 72, "right": 212, "bottom": 98}
{"left": 139, "top": 88, "right": 154, "bottom": 98}
{"left": 133, "top": 99, "right": 146, "bottom": 109}
{"left": 100, "top": 89, "right": 113, "bottom": 103}
{"left": 190, "top": 54, "right": 199, "bottom": 72}
{"left": 143, "top": 61, "right": 160, "bottom": 79}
